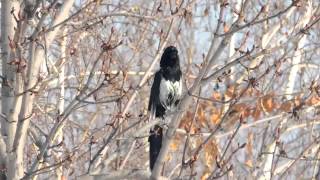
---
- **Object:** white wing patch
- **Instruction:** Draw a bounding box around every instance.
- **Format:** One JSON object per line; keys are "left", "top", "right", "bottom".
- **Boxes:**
{"left": 159, "top": 78, "right": 182, "bottom": 111}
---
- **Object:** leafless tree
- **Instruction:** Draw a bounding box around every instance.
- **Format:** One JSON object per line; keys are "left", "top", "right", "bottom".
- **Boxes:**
{"left": 0, "top": 0, "right": 319, "bottom": 179}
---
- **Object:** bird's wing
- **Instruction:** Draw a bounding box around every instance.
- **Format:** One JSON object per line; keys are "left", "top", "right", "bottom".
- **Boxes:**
{"left": 148, "top": 70, "right": 162, "bottom": 112}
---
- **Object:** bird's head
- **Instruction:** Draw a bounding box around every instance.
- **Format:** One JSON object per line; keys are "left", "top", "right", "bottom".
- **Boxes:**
{"left": 160, "top": 46, "right": 179, "bottom": 68}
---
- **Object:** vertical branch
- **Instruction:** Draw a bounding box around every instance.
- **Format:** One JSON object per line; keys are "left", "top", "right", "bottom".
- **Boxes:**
{"left": 0, "top": 0, "right": 19, "bottom": 137}
{"left": 53, "top": 27, "right": 67, "bottom": 180}
{"left": 0, "top": 136, "right": 6, "bottom": 180}
{"left": 285, "top": 39, "right": 310, "bottom": 98}
{"left": 227, "top": 0, "right": 241, "bottom": 81}
{"left": 1, "top": 1, "right": 24, "bottom": 179}
{"left": 285, "top": 0, "right": 313, "bottom": 99}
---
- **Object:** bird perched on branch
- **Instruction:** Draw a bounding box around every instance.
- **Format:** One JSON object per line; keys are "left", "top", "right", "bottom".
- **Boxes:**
{"left": 148, "top": 46, "right": 182, "bottom": 170}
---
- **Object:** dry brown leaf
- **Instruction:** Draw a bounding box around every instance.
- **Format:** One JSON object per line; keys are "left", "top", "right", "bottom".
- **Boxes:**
{"left": 245, "top": 159, "right": 253, "bottom": 168}
{"left": 170, "top": 139, "right": 179, "bottom": 151}
{"left": 165, "top": 154, "right": 172, "bottom": 161}
{"left": 307, "top": 96, "right": 320, "bottom": 106}
{"left": 294, "top": 94, "right": 303, "bottom": 106}
{"left": 201, "top": 172, "right": 210, "bottom": 180}
{"left": 179, "top": 111, "right": 192, "bottom": 128}
{"left": 242, "top": 107, "right": 251, "bottom": 118}
{"left": 204, "top": 7, "right": 209, "bottom": 16}
{"left": 180, "top": 111, "right": 201, "bottom": 134}
{"left": 211, "top": 108, "right": 221, "bottom": 125}
{"left": 225, "top": 86, "right": 236, "bottom": 99}
{"left": 252, "top": 106, "right": 261, "bottom": 121}
{"left": 246, "top": 87, "right": 254, "bottom": 96}
{"left": 279, "top": 101, "right": 293, "bottom": 112}
{"left": 212, "top": 92, "right": 222, "bottom": 101}
{"left": 197, "top": 107, "right": 207, "bottom": 128}
{"left": 232, "top": 103, "right": 249, "bottom": 118}
{"left": 232, "top": 103, "right": 246, "bottom": 112}
{"left": 223, "top": 22, "right": 230, "bottom": 33}
{"left": 245, "top": 132, "right": 254, "bottom": 168}
{"left": 246, "top": 132, "right": 253, "bottom": 157}
{"left": 204, "top": 140, "right": 218, "bottom": 168}
{"left": 261, "top": 94, "right": 275, "bottom": 113}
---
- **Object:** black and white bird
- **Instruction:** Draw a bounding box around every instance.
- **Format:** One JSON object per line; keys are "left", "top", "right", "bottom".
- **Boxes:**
{"left": 148, "top": 46, "right": 183, "bottom": 170}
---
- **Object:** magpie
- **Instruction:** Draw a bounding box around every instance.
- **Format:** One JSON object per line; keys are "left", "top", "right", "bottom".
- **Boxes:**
{"left": 148, "top": 46, "right": 182, "bottom": 170}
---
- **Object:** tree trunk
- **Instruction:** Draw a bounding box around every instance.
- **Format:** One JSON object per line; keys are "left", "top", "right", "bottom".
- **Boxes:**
{"left": 1, "top": 1, "right": 21, "bottom": 179}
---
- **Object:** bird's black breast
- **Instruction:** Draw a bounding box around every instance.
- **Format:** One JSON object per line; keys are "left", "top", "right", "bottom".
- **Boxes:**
{"left": 162, "top": 67, "right": 182, "bottom": 82}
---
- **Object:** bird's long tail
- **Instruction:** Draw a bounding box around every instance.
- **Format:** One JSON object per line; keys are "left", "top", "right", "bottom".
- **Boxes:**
{"left": 149, "top": 125, "right": 163, "bottom": 170}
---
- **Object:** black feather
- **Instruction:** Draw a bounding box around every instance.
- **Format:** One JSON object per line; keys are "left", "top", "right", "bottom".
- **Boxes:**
{"left": 149, "top": 125, "right": 162, "bottom": 170}
{"left": 148, "top": 71, "right": 166, "bottom": 118}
